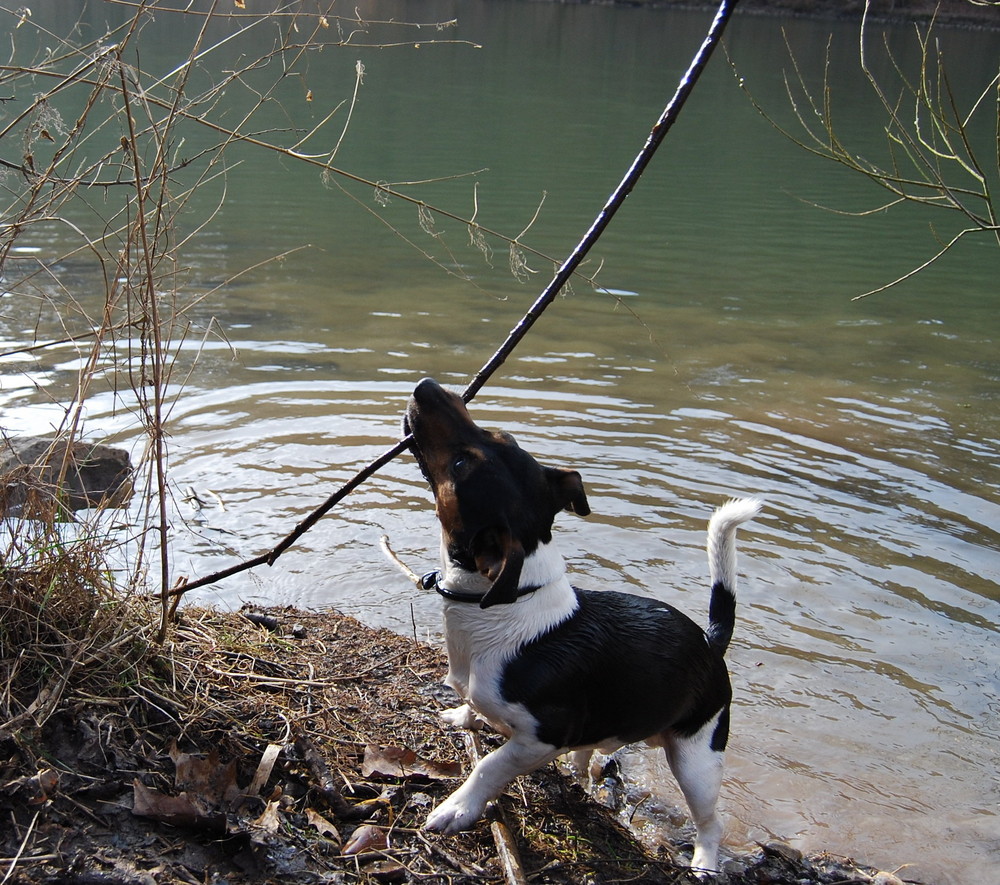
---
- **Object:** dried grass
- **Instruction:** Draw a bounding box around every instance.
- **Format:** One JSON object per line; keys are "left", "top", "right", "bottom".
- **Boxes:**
{"left": 0, "top": 486, "right": 155, "bottom": 730}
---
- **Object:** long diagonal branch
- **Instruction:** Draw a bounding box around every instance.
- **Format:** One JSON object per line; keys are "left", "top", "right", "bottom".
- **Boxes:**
{"left": 168, "top": 0, "right": 741, "bottom": 601}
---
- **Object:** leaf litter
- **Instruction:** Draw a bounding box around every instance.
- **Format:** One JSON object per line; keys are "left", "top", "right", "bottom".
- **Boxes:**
{"left": 0, "top": 605, "right": 916, "bottom": 884}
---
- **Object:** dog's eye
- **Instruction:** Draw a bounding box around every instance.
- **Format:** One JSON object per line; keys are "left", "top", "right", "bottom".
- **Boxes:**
{"left": 452, "top": 456, "right": 466, "bottom": 472}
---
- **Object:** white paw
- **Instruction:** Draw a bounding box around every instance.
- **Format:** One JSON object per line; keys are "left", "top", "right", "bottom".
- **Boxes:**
{"left": 424, "top": 793, "right": 484, "bottom": 834}
{"left": 439, "top": 703, "right": 484, "bottom": 730}
{"left": 690, "top": 848, "right": 720, "bottom": 878}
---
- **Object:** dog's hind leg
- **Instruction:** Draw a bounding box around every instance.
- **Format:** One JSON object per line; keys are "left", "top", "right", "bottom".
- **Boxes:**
{"left": 567, "top": 749, "right": 594, "bottom": 780}
{"left": 662, "top": 711, "right": 728, "bottom": 875}
{"left": 426, "top": 735, "right": 560, "bottom": 835}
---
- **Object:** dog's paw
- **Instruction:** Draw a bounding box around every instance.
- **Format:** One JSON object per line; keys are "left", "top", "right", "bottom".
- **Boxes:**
{"left": 440, "top": 704, "right": 484, "bottom": 730}
{"left": 424, "top": 794, "right": 483, "bottom": 835}
{"left": 689, "top": 848, "right": 720, "bottom": 879}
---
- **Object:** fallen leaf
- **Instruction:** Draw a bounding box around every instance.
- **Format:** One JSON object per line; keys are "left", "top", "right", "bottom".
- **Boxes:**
{"left": 342, "top": 824, "right": 388, "bottom": 856}
{"left": 170, "top": 742, "right": 242, "bottom": 805}
{"left": 131, "top": 779, "right": 225, "bottom": 833}
{"left": 251, "top": 799, "right": 283, "bottom": 836}
{"left": 305, "top": 807, "right": 341, "bottom": 843}
{"left": 2, "top": 768, "right": 59, "bottom": 805}
{"left": 361, "top": 745, "right": 460, "bottom": 781}
{"left": 371, "top": 860, "right": 407, "bottom": 882}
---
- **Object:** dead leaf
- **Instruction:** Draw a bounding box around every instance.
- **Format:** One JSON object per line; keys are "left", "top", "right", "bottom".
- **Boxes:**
{"left": 342, "top": 824, "right": 388, "bottom": 856}
{"left": 361, "top": 745, "right": 460, "bottom": 781}
{"left": 169, "top": 742, "right": 242, "bottom": 805}
{"left": 252, "top": 799, "right": 283, "bottom": 836}
{"left": 371, "top": 860, "right": 407, "bottom": 882}
{"left": 2, "top": 768, "right": 59, "bottom": 805}
{"left": 305, "top": 807, "right": 341, "bottom": 844}
{"left": 131, "top": 779, "right": 226, "bottom": 833}
{"left": 234, "top": 0, "right": 246, "bottom": 8}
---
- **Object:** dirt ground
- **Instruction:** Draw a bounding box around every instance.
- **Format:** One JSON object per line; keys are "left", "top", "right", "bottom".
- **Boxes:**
{"left": 0, "top": 604, "right": 924, "bottom": 885}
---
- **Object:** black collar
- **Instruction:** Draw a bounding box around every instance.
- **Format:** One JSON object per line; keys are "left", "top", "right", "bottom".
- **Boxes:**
{"left": 421, "top": 571, "right": 541, "bottom": 604}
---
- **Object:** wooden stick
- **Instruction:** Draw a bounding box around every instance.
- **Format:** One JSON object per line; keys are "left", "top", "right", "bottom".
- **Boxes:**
{"left": 168, "top": 0, "right": 740, "bottom": 600}
{"left": 462, "top": 731, "right": 529, "bottom": 885}
{"left": 379, "top": 534, "right": 423, "bottom": 586}
{"left": 293, "top": 730, "right": 370, "bottom": 821}
{"left": 463, "top": 0, "right": 739, "bottom": 402}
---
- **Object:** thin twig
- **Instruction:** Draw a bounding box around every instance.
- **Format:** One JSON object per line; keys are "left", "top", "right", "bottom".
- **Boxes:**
{"left": 168, "top": 0, "right": 740, "bottom": 601}
{"left": 380, "top": 535, "right": 422, "bottom": 586}
{"left": 0, "top": 810, "right": 39, "bottom": 885}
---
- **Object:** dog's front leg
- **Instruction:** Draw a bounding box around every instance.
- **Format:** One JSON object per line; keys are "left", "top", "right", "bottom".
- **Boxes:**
{"left": 425, "top": 735, "right": 560, "bottom": 835}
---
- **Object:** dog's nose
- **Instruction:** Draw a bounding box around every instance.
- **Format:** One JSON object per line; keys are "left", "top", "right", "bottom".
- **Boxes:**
{"left": 413, "top": 377, "right": 442, "bottom": 400}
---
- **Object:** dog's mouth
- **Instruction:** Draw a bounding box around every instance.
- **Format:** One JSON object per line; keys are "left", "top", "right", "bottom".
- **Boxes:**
{"left": 401, "top": 388, "right": 432, "bottom": 482}
{"left": 401, "top": 412, "right": 431, "bottom": 485}
{"left": 402, "top": 376, "right": 591, "bottom": 608}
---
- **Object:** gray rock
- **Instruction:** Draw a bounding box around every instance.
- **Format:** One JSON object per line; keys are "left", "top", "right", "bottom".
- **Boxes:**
{"left": 0, "top": 436, "right": 133, "bottom": 515}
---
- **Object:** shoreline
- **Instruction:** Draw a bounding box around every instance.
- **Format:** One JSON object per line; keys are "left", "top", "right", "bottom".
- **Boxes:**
{"left": 0, "top": 604, "right": 925, "bottom": 884}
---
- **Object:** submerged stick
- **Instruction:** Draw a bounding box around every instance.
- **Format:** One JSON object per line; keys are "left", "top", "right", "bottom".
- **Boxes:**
{"left": 170, "top": 0, "right": 739, "bottom": 599}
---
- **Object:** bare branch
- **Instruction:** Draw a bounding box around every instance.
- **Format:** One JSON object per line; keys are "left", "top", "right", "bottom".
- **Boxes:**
{"left": 735, "top": 1, "right": 998, "bottom": 296}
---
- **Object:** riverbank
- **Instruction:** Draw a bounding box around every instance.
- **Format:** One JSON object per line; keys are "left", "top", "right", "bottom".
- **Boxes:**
{"left": 1, "top": 605, "right": 918, "bottom": 884}
{"left": 605, "top": 0, "right": 999, "bottom": 30}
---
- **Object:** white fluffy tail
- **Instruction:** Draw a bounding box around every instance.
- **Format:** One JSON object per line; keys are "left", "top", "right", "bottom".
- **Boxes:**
{"left": 705, "top": 497, "right": 762, "bottom": 654}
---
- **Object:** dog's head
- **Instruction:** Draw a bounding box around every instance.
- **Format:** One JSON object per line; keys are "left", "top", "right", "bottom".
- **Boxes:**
{"left": 404, "top": 377, "right": 590, "bottom": 608}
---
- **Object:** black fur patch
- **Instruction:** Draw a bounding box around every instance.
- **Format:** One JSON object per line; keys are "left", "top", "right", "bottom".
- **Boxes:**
{"left": 706, "top": 580, "right": 737, "bottom": 653}
{"left": 500, "top": 588, "right": 731, "bottom": 749}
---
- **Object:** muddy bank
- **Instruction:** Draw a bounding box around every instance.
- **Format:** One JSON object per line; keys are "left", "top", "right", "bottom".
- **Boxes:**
{"left": 1, "top": 605, "right": 920, "bottom": 884}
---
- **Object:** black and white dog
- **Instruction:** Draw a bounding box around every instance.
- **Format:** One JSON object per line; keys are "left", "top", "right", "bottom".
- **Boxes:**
{"left": 403, "top": 377, "right": 760, "bottom": 874}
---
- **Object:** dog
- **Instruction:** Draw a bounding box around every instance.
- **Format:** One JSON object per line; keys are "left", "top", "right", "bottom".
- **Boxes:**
{"left": 403, "top": 377, "right": 760, "bottom": 874}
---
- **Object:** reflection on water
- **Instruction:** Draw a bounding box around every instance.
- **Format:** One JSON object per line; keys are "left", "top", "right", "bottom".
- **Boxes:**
{"left": 2, "top": 2, "right": 998, "bottom": 883}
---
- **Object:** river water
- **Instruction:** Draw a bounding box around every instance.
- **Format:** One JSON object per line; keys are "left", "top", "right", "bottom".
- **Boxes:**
{"left": 1, "top": 2, "right": 998, "bottom": 882}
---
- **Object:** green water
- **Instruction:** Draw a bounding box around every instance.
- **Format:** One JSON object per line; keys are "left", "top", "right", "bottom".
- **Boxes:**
{"left": 1, "top": 2, "right": 997, "bottom": 881}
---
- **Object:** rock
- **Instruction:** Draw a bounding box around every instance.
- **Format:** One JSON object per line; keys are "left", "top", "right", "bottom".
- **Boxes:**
{"left": 762, "top": 840, "right": 805, "bottom": 864}
{"left": 871, "top": 873, "right": 906, "bottom": 885}
{"left": 0, "top": 436, "right": 133, "bottom": 515}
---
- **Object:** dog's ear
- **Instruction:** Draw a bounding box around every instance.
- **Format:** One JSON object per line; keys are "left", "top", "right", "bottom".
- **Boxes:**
{"left": 546, "top": 467, "right": 591, "bottom": 517}
{"left": 473, "top": 525, "right": 526, "bottom": 608}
